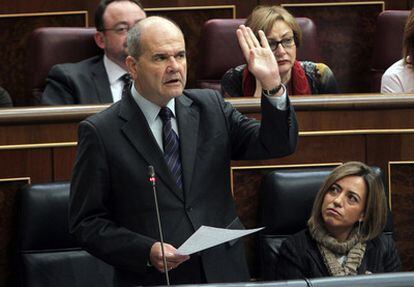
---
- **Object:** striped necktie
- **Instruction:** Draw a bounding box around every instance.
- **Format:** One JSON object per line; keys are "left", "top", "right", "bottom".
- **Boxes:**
{"left": 159, "top": 107, "right": 183, "bottom": 189}
{"left": 120, "top": 73, "right": 132, "bottom": 97}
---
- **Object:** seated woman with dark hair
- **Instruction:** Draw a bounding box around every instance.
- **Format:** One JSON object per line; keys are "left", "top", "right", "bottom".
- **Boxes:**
{"left": 221, "top": 5, "right": 338, "bottom": 97}
{"left": 274, "top": 162, "right": 400, "bottom": 280}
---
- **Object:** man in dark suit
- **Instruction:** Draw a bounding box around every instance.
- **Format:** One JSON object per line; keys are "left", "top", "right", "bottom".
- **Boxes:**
{"left": 41, "top": 0, "right": 146, "bottom": 105}
{"left": 69, "top": 16, "right": 298, "bottom": 286}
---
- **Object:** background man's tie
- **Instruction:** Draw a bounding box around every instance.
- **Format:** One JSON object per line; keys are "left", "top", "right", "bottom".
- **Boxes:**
{"left": 159, "top": 107, "right": 183, "bottom": 189}
{"left": 120, "top": 73, "right": 132, "bottom": 96}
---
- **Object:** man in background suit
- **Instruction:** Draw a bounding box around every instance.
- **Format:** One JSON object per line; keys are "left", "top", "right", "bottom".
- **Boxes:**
{"left": 69, "top": 16, "right": 298, "bottom": 286}
{"left": 41, "top": 0, "right": 146, "bottom": 105}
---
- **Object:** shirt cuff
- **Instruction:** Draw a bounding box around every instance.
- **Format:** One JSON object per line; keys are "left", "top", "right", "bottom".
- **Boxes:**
{"left": 263, "top": 84, "right": 287, "bottom": 110}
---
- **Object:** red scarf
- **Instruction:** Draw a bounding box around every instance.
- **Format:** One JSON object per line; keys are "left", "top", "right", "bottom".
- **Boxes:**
{"left": 242, "top": 60, "right": 311, "bottom": 96}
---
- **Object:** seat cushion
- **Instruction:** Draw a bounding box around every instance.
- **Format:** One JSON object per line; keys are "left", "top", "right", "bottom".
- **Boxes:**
{"left": 21, "top": 250, "right": 113, "bottom": 287}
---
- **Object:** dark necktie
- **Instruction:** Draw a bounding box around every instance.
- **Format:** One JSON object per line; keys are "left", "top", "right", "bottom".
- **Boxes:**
{"left": 120, "top": 73, "right": 132, "bottom": 96}
{"left": 159, "top": 107, "right": 183, "bottom": 189}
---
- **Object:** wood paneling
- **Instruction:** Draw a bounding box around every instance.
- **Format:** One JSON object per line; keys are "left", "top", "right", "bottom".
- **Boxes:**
{"left": 142, "top": 0, "right": 256, "bottom": 17}
{"left": 146, "top": 6, "right": 235, "bottom": 89}
{"left": 0, "top": 149, "right": 52, "bottom": 182}
{"left": 0, "top": 12, "right": 88, "bottom": 106}
{"left": 389, "top": 162, "right": 414, "bottom": 271}
{"left": 53, "top": 146, "right": 78, "bottom": 181}
{"left": 367, "top": 134, "right": 414, "bottom": 168}
{"left": 260, "top": 0, "right": 408, "bottom": 9}
{"left": 282, "top": 2, "right": 383, "bottom": 93}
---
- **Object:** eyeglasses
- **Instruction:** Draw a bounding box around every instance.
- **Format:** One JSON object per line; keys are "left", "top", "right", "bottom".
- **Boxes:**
{"left": 267, "top": 37, "right": 295, "bottom": 51}
{"left": 101, "top": 25, "right": 130, "bottom": 35}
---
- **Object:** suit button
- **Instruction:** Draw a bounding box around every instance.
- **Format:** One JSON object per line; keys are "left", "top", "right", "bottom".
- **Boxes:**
{"left": 186, "top": 206, "right": 192, "bottom": 212}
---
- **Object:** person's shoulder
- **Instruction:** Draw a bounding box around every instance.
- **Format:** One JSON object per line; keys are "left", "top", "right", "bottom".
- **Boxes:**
{"left": 283, "top": 229, "right": 313, "bottom": 248}
{"left": 300, "top": 61, "right": 333, "bottom": 75}
{"left": 0, "top": 86, "right": 12, "bottom": 107}
{"left": 183, "top": 88, "right": 223, "bottom": 103}
{"left": 221, "top": 64, "right": 246, "bottom": 83}
{"left": 293, "top": 228, "right": 312, "bottom": 241}
{"left": 50, "top": 55, "right": 103, "bottom": 74}
{"left": 223, "top": 64, "right": 246, "bottom": 75}
{"left": 221, "top": 64, "right": 246, "bottom": 97}
{"left": 383, "top": 59, "right": 406, "bottom": 76}
{"left": 84, "top": 100, "right": 120, "bottom": 126}
{"left": 278, "top": 229, "right": 315, "bottom": 262}
{"left": 367, "top": 233, "right": 397, "bottom": 253}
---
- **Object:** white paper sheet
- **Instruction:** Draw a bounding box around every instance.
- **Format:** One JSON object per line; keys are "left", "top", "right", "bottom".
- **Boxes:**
{"left": 176, "top": 225, "right": 264, "bottom": 255}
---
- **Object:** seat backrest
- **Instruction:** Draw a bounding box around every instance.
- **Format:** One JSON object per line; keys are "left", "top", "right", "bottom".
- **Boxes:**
{"left": 25, "top": 27, "right": 102, "bottom": 104}
{"left": 258, "top": 165, "right": 392, "bottom": 280}
{"left": 16, "top": 182, "right": 113, "bottom": 287}
{"left": 197, "top": 17, "right": 322, "bottom": 91}
{"left": 370, "top": 10, "right": 410, "bottom": 92}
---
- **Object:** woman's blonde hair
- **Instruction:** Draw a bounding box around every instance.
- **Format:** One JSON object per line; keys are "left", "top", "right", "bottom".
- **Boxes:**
{"left": 403, "top": 8, "right": 414, "bottom": 66}
{"left": 245, "top": 5, "right": 302, "bottom": 47}
{"left": 308, "top": 161, "right": 388, "bottom": 242}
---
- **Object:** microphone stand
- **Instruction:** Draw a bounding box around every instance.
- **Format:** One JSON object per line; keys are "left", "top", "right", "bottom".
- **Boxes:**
{"left": 148, "top": 166, "right": 170, "bottom": 286}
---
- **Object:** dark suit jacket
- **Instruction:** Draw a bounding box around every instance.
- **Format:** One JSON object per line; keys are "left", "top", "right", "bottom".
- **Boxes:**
{"left": 69, "top": 88, "right": 298, "bottom": 286}
{"left": 41, "top": 55, "right": 113, "bottom": 105}
{"left": 274, "top": 229, "right": 401, "bottom": 280}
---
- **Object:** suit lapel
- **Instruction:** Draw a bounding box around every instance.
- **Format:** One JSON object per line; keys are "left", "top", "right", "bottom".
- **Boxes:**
{"left": 91, "top": 57, "right": 113, "bottom": 103}
{"left": 176, "top": 94, "right": 199, "bottom": 199}
{"left": 119, "top": 93, "right": 184, "bottom": 201}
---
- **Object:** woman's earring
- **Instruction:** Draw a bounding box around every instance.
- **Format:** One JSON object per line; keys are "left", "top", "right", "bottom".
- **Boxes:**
{"left": 357, "top": 219, "right": 362, "bottom": 236}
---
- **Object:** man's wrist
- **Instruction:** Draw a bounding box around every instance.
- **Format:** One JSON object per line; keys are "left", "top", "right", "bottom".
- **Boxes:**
{"left": 262, "top": 83, "right": 284, "bottom": 97}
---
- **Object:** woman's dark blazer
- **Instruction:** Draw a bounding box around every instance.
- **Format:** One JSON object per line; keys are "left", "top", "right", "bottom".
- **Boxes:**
{"left": 274, "top": 229, "right": 401, "bottom": 280}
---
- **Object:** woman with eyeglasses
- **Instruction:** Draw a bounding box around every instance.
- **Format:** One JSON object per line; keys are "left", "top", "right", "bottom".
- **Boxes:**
{"left": 273, "top": 162, "right": 400, "bottom": 281}
{"left": 221, "top": 5, "right": 338, "bottom": 97}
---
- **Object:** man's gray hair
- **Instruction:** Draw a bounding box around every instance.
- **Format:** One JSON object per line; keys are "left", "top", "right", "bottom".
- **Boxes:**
{"left": 127, "top": 16, "right": 184, "bottom": 59}
{"left": 127, "top": 19, "right": 144, "bottom": 59}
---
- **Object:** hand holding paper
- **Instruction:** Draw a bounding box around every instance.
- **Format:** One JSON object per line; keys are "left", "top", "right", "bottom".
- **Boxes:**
{"left": 176, "top": 225, "right": 264, "bottom": 255}
{"left": 150, "top": 242, "right": 189, "bottom": 272}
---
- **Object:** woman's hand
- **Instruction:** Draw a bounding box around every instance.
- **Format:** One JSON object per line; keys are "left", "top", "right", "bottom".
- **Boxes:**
{"left": 237, "top": 25, "right": 282, "bottom": 92}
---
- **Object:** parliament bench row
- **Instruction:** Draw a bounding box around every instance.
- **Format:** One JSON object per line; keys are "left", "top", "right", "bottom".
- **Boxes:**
{"left": 25, "top": 10, "right": 409, "bottom": 104}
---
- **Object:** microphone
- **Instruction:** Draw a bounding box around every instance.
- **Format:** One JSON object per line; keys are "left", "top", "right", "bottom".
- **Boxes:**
{"left": 148, "top": 165, "right": 170, "bottom": 285}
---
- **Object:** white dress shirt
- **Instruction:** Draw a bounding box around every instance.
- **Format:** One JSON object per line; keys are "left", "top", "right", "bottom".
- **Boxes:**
{"left": 131, "top": 86, "right": 177, "bottom": 152}
{"left": 103, "top": 55, "right": 129, "bottom": 102}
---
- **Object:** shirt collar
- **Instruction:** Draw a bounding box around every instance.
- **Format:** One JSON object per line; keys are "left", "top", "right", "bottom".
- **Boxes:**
{"left": 130, "top": 85, "right": 176, "bottom": 124}
{"left": 103, "top": 55, "right": 128, "bottom": 85}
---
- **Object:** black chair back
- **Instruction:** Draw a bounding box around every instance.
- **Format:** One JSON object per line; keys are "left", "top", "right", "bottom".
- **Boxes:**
{"left": 16, "top": 182, "right": 113, "bottom": 287}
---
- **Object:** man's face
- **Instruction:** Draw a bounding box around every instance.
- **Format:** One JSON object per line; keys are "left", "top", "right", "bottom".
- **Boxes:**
{"left": 96, "top": 1, "right": 146, "bottom": 69}
{"left": 128, "top": 20, "right": 187, "bottom": 107}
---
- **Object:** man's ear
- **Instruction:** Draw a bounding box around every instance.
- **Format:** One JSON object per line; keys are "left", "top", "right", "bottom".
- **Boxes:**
{"left": 126, "top": 56, "right": 137, "bottom": 78}
{"left": 94, "top": 32, "right": 105, "bottom": 50}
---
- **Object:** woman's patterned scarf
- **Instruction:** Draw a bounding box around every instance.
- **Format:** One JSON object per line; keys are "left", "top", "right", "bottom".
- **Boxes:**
{"left": 241, "top": 60, "right": 312, "bottom": 96}
{"left": 309, "top": 222, "right": 366, "bottom": 276}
